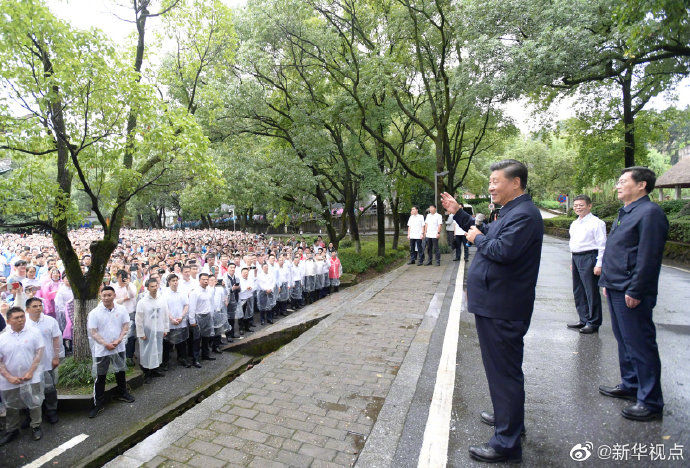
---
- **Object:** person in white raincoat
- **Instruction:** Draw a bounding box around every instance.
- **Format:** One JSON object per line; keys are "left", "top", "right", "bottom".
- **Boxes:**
{"left": 257, "top": 262, "right": 276, "bottom": 325}
{"left": 87, "top": 286, "right": 134, "bottom": 419}
{"left": 276, "top": 255, "right": 291, "bottom": 316}
{"left": 289, "top": 255, "right": 304, "bottom": 310}
{"left": 162, "top": 274, "right": 190, "bottom": 369}
{"left": 0, "top": 307, "right": 45, "bottom": 445}
{"left": 135, "top": 278, "right": 169, "bottom": 384}
{"left": 25, "top": 297, "right": 62, "bottom": 424}
{"left": 303, "top": 251, "right": 316, "bottom": 304}
{"left": 209, "top": 275, "right": 228, "bottom": 353}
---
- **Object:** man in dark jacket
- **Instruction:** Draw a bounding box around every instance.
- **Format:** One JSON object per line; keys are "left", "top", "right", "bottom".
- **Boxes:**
{"left": 441, "top": 159, "right": 543, "bottom": 464}
{"left": 598, "top": 167, "right": 668, "bottom": 421}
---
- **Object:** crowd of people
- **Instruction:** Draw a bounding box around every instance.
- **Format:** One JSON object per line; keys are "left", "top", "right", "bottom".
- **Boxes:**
{"left": 0, "top": 229, "right": 343, "bottom": 445}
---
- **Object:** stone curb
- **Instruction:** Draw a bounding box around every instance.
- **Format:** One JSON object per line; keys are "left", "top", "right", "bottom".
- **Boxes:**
{"left": 106, "top": 267, "right": 407, "bottom": 467}
{"left": 80, "top": 355, "right": 254, "bottom": 468}
{"left": 355, "top": 259, "right": 457, "bottom": 467}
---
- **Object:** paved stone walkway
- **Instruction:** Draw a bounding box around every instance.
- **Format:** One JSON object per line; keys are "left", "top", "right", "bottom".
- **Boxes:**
{"left": 108, "top": 258, "right": 450, "bottom": 467}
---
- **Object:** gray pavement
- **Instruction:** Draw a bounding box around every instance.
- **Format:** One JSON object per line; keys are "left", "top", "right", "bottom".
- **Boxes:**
{"left": 107, "top": 258, "right": 450, "bottom": 467}
{"left": 447, "top": 236, "right": 690, "bottom": 467}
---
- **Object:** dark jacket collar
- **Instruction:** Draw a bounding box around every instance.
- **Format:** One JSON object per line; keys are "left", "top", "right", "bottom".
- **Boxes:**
{"left": 621, "top": 194, "right": 650, "bottom": 213}
{"left": 499, "top": 193, "right": 531, "bottom": 216}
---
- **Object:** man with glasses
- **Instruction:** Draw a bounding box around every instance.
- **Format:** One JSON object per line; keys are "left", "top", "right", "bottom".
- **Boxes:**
{"left": 598, "top": 167, "right": 668, "bottom": 422}
{"left": 567, "top": 195, "right": 606, "bottom": 334}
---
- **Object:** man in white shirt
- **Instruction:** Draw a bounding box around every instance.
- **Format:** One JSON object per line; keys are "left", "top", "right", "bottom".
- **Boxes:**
{"left": 162, "top": 274, "right": 191, "bottom": 369}
{"left": 135, "top": 278, "right": 169, "bottom": 383}
{"left": 26, "top": 297, "right": 62, "bottom": 424}
{"left": 0, "top": 307, "right": 45, "bottom": 445}
{"left": 422, "top": 204, "right": 443, "bottom": 266}
{"left": 238, "top": 267, "right": 256, "bottom": 333}
{"left": 87, "top": 286, "right": 135, "bottom": 418}
{"left": 114, "top": 270, "right": 137, "bottom": 366}
{"left": 188, "top": 273, "right": 215, "bottom": 364}
{"left": 568, "top": 195, "right": 607, "bottom": 334}
{"left": 407, "top": 206, "right": 425, "bottom": 265}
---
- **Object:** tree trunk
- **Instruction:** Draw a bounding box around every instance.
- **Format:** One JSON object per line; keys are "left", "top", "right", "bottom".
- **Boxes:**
{"left": 391, "top": 194, "right": 400, "bottom": 250}
{"left": 72, "top": 297, "right": 100, "bottom": 362}
{"left": 346, "top": 192, "right": 361, "bottom": 253}
{"left": 375, "top": 193, "right": 385, "bottom": 257}
{"left": 621, "top": 68, "right": 635, "bottom": 168}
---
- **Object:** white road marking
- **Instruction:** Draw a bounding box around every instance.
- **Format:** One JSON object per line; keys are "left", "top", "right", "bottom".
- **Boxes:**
{"left": 417, "top": 259, "right": 465, "bottom": 468}
{"left": 22, "top": 433, "right": 89, "bottom": 468}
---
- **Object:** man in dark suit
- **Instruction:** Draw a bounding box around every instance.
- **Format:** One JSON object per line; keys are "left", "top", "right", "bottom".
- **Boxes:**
{"left": 441, "top": 159, "right": 543, "bottom": 464}
{"left": 598, "top": 167, "right": 668, "bottom": 421}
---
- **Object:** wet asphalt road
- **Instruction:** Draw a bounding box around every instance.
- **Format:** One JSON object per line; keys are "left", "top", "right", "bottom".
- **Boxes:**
{"left": 447, "top": 235, "right": 690, "bottom": 467}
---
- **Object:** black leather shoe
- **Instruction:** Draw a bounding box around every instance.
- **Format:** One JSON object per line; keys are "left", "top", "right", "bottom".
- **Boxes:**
{"left": 567, "top": 322, "right": 586, "bottom": 329}
{"left": 151, "top": 368, "right": 165, "bottom": 377}
{"left": 178, "top": 358, "right": 191, "bottom": 368}
{"left": 31, "top": 427, "right": 42, "bottom": 441}
{"left": 46, "top": 412, "right": 59, "bottom": 424}
{"left": 193, "top": 360, "right": 202, "bottom": 368}
{"left": 480, "top": 411, "right": 495, "bottom": 426}
{"left": 212, "top": 347, "right": 223, "bottom": 354}
{"left": 579, "top": 325, "right": 598, "bottom": 334}
{"left": 407, "top": 260, "right": 415, "bottom": 265}
{"left": 599, "top": 384, "right": 636, "bottom": 401}
{"left": 424, "top": 262, "right": 432, "bottom": 266}
{"left": 88, "top": 405, "right": 104, "bottom": 419}
{"left": 480, "top": 412, "right": 526, "bottom": 436}
{"left": 469, "top": 443, "right": 521, "bottom": 463}
{"left": 622, "top": 403, "right": 663, "bottom": 421}
{"left": 201, "top": 355, "right": 216, "bottom": 361}
{"left": 0, "top": 430, "right": 19, "bottom": 446}
{"left": 160, "top": 363, "right": 169, "bottom": 371}
{"left": 267, "top": 319, "right": 274, "bottom": 324}
{"left": 115, "top": 392, "right": 135, "bottom": 403}
{"left": 417, "top": 262, "right": 424, "bottom": 266}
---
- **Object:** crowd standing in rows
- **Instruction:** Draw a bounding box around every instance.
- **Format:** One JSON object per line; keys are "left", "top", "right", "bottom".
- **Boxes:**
{"left": 0, "top": 230, "right": 343, "bottom": 445}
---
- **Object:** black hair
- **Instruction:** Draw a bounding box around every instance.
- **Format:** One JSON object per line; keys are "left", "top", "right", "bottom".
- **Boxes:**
{"left": 25, "top": 297, "right": 42, "bottom": 308}
{"left": 101, "top": 285, "right": 115, "bottom": 293}
{"left": 145, "top": 277, "right": 159, "bottom": 287}
{"left": 573, "top": 194, "right": 592, "bottom": 205}
{"left": 167, "top": 273, "right": 178, "bottom": 286}
{"left": 117, "top": 269, "right": 129, "bottom": 280}
{"left": 7, "top": 306, "right": 25, "bottom": 319}
{"left": 198, "top": 272, "right": 210, "bottom": 279}
{"left": 621, "top": 166, "right": 656, "bottom": 193}
{"left": 490, "top": 159, "right": 528, "bottom": 189}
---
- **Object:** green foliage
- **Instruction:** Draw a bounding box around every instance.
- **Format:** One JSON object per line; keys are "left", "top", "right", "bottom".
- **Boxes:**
{"left": 535, "top": 200, "right": 562, "bottom": 210}
{"left": 542, "top": 216, "right": 576, "bottom": 230}
{"left": 676, "top": 202, "right": 690, "bottom": 218}
{"left": 591, "top": 201, "right": 623, "bottom": 219}
{"left": 57, "top": 356, "right": 129, "bottom": 388}
{"left": 657, "top": 200, "right": 689, "bottom": 217}
{"left": 669, "top": 219, "right": 690, "bottom": 244}
{"left": 339, "top": 241, "right": 407, "bottom": 274}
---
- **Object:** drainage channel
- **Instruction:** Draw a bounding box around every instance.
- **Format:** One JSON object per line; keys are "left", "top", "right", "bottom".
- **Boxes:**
{"left": 81, "top": 315, "right": 329, "bottom": 468}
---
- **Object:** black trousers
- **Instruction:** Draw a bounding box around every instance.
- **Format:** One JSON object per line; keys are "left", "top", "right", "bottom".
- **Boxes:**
{"left": 192, "top": 336, "right": 211, "bottom": 360}
{"left": 409, "top": 238, "right": 423, "bottom": 262}
{"left": 162, "top": 340, "right": 188, "bottom": 364}
{"left": 475, "top": 314, "right": 530, "bottom": 457}
{"left": 125, "top": 335, "right": 136, "bottom": 359}
{"left": 423, "top": 237, "right": 440, "bottom": 264}
{"left": 571, "top": 251, "right": 602, "bottom": 327}
{"left": 454, "top": 234, "right": 469, "bottom": 260}
{"left": 93, "top": 354, "right": 127, "bottom": 407}
{"left": 607, "top": 290, "right": 663, "bottom": 411}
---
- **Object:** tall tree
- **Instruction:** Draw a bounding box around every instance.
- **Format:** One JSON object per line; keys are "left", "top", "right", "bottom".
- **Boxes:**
{"left": 0, "top": 0, "right": 208, "bottom": 360}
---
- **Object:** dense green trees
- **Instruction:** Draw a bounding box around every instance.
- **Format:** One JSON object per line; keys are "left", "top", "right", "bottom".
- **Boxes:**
{"left": 2, "top": 0, "right": 688, "bottom": 261}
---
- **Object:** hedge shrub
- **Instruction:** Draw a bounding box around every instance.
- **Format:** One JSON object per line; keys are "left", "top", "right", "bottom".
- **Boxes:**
{"left": 339, "top": 241, "right": 408, "bottom": 274}
{"left": 657, "top": 200, "right": 688, "bottom": 217}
